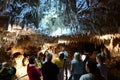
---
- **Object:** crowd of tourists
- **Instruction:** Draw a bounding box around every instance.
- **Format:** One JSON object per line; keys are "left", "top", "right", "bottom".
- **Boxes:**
{"left": 26, "top": 47, "right": 109, "bottom": 80}
{"left": 0, "top": 47, "right": 109, "bottom": 80}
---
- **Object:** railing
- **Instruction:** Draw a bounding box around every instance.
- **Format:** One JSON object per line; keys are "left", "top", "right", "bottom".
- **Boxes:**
{"left": 15, "top": 74, "right": 27, "bottom": 80}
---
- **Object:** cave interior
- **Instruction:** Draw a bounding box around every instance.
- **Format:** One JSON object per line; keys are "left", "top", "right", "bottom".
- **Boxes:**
{"left": 0, "top": 0, "right": 120, "bottom": 80}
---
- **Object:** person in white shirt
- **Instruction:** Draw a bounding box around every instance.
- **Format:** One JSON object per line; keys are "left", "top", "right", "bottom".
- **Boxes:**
{"left": 59, "top": 47, "right": 68, "bottom": 59}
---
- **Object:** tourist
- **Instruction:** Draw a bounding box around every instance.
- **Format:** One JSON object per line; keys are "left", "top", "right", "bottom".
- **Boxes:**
{"left": 41, "top": 53, "right": 59, "bottom": 80}
{"left": 80, "top": 60, "right": 105, "bottom": 80}
{"left": 70, "top": 52, "right": 84, "bottom": 80}
{"left": 96, "top": 53, "right": 108, "bottom": 80}
{"left": 36, "top": 52, "right": 44, "bottom": 70}
{"left": 0, "top": 62, "right": 16, "bottom": 80}
{"left": 59, "top": 47, "right": 69, "bottom": 80}
{"left": 59, "top": 47, "right": 68, "bottom": 59}
{"left": 42, "top": 50, "right": 49, "bottom": 64}
{"left": 27, "top": 56, "right": 42, "bottom": 80}
{"left": 54, "top": 52, "right": 64, "bottom": 80}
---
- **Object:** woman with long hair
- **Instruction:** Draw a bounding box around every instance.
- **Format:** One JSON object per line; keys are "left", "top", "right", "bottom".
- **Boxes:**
{"left": 70, "top": 52, "right": 85, "bottom": 80}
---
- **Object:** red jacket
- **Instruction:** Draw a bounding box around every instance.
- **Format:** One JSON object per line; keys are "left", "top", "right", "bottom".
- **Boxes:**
{"left": 27, "top": 64, "right": 41, "bottom": 80}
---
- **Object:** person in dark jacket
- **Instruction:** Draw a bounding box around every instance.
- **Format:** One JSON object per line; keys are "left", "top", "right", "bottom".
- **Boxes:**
{"left": 41, "top": 53, "right": 59, "bottom": 80}
{"left": 0, "top": 62, "right": 16, "bottom": 80}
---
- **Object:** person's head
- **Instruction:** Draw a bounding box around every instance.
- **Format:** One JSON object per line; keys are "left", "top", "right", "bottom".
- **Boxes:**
{"left": 29, "top": 56, "right": 36, "bottom": 64}
{"left": 43, "top": 50, "right": 49, "bottom": 61}
{"left": 74, "top": 52, "right": 81, "bottom": 61}
{"left": 96, "top": 53, "right": 105, "bottom": 64}
{"left": 44, "top": 50, "right": 48, "bottom": 54}
{"left": 46, "top": 53, "right": 53, "bottom": 62}
{"left": 61, "top": 47, "right": 65, "bottom": 51}
{"left": 10, "top": 67, "right": 16, "bottom": 75}
{"left": 59, "top": 53, "right": 64, "bottom": 60}
{"left": 37, "top": 52, "right": 44, "bottom": 60}
{"left": 44, "top": 50, "right": 49, "bottom": 56}
{"left": 85, "top": 60, "right": 97, "bottom": 74}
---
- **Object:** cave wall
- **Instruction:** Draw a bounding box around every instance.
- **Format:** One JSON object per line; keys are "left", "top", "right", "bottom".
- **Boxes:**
{"left": 0, "top": 16, "right": 9, "bottom": 31}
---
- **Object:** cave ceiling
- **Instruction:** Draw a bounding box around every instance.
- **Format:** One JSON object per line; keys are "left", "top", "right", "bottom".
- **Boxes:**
{"left": 0, "top": 0, "right": 120, "bottom": 36}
